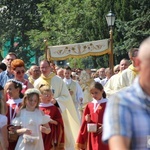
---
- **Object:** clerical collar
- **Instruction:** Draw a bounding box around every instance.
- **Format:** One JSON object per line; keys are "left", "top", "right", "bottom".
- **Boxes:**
{"left": 39, "top": 102, "right": 54, "bottom": 107}
{"left": 7, "top": 98, "right": 22, "bottom": 105}
{"left": 92, "top": 98, "right": 107, "bottom": 104}
{"left": 64, "top": 78, "right": 72, "bottom": 84}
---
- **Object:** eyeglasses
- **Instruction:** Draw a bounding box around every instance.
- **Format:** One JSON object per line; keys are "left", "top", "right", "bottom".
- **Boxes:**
{"left": 43, "top": 94, "right": 51, "bottom": 97}
{"left": 16, "top": 70, "right": 25, "bottom": 75}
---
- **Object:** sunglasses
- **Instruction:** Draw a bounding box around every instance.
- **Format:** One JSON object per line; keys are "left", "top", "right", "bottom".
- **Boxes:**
{"left": 16, "top": 70, "right": 25, "bottom": 75}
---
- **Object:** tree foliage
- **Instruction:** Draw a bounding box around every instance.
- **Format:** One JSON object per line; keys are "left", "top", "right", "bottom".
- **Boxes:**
{"left": 114, "top": 0, "right": 150, "bottom": 58}
{"left": 0, "top": 0, "right": 149, "bottom": 68}
{"left": 0, "top": 0, "right": 43, "bottom": 66}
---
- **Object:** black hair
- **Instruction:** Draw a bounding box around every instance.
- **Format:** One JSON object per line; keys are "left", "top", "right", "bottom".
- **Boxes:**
{"left": 7, "top": 80, "right": 24, "bottom": 98}
{"left": 90, "top": 81, "right": 106, "bottom": 98}
{"left": 14, "top": 82, "right": 24, "bottom": 98}
{"left": 64, "top": 66, "right": 72, "bottom": 71}
{"left": 0, "top": 62, "right": 7, "bottom": 71}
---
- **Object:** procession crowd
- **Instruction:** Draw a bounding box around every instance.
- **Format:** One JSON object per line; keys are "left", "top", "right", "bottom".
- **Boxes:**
{"left": 0, "top": 37, "right": 150, "bottom": 150}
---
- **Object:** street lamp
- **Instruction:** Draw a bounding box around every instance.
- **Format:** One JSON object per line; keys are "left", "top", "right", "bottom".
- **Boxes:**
{"left": 105, "top": 10, "right": 115, "bottom": 73}
{"left": 44, "top": 39, "right": 48, "bottom": 60}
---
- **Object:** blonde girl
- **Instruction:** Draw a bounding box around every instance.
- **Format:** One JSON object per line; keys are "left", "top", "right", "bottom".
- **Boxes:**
{"left": 39, "top": 85, "right": 64, "bottom": 150}
{"left": 13, "top": 88, "right": 50, "bottom": 150}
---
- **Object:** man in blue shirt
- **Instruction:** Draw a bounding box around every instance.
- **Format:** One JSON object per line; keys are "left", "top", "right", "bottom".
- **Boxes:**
{"left": 102, "top": 37, "right": 150, "bottom": 150}
{"left": 0, "top": 52, "right": 17, "bottom": 89}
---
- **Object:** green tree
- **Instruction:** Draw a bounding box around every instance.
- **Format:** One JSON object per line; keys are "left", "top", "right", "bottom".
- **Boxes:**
{"left": 0, "top": 0, "right": 149, "bottom": 68}
{"left": 0, "top": 0, "right": 43, "bottom": 66}
{"left": 114, "top": 0, "right": 150, "bottom": 62}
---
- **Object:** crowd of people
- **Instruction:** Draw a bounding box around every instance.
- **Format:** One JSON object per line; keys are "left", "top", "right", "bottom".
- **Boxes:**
{"left": 0, "top": 36, "right": 149, "bottom": 150}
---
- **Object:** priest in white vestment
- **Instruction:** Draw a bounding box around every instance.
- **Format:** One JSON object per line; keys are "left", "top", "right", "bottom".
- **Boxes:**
{"left": 34, "top": 60, "right": 80, "bottom": 150}
{"left": 104, "top": 58, "right": 130, "bottom": 97}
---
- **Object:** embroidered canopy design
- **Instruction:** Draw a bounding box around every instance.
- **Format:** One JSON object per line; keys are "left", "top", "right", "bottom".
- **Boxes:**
{"left": 47, "top": 39, "right": 110, "bottom": 60}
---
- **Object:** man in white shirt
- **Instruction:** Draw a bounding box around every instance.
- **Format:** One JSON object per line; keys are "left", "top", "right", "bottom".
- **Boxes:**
{"left": 94, "top": 67, "right": 106, "bottom": 82}
{"left": 34, "top": 60, "right": 80, "bottom": 150}
{"left": 100, "top": 68, "right": 112, "bottom": 86}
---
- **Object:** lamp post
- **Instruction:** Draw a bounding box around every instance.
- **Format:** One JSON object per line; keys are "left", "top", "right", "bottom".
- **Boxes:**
{"left": 44, "top": 39, "right": 48, "bottom": 60}
{"left": 105, "top": 10, "right": 115, "bottom": 72}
